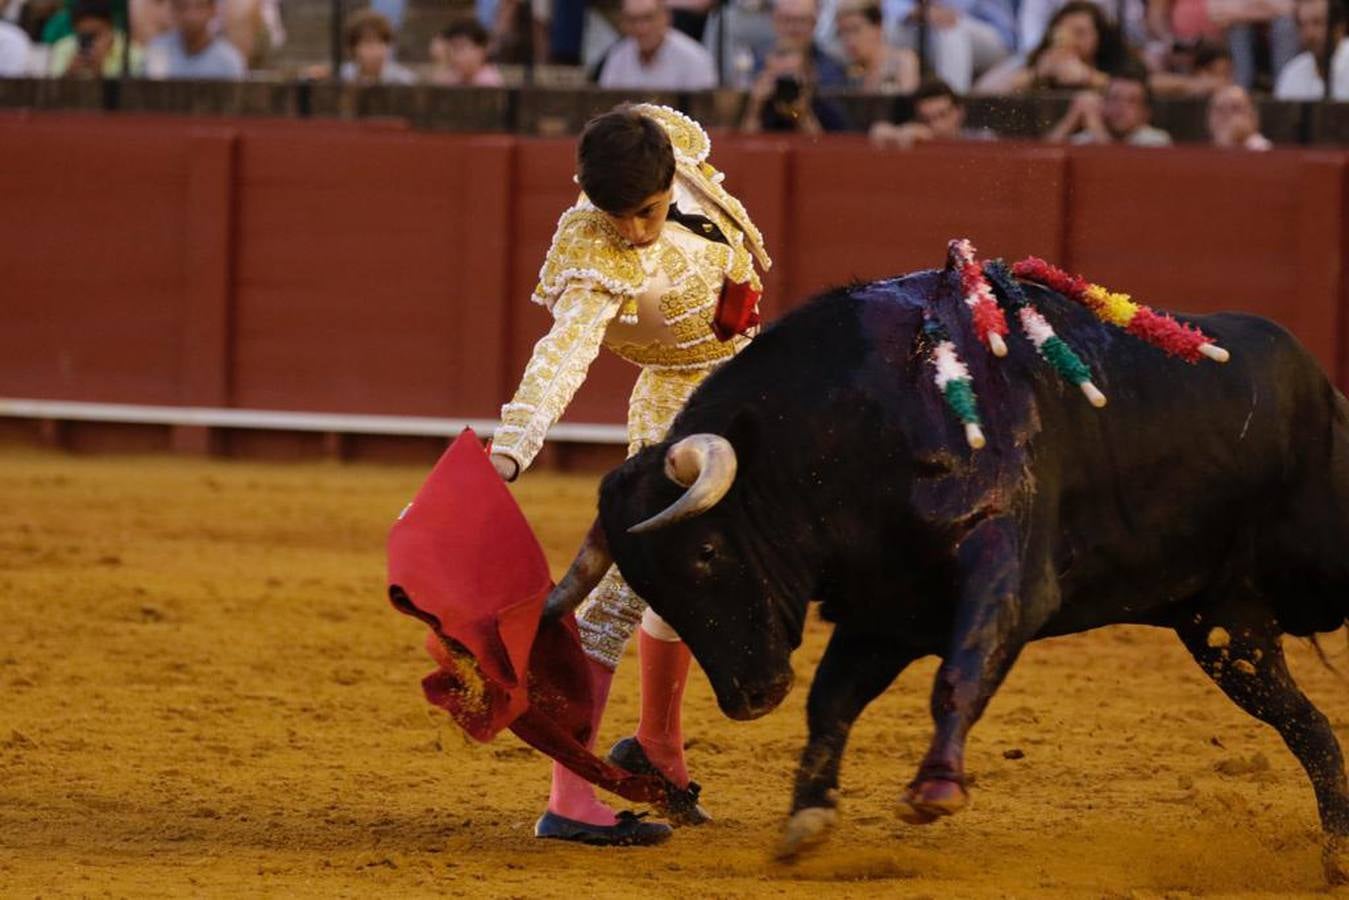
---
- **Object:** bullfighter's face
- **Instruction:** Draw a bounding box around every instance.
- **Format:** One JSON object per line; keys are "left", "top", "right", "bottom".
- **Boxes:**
{"left": 599, "top": 439, "right": 801, "bottom": 721}
{"left": 603, "top": 186, "right": 673, "bottom": 249}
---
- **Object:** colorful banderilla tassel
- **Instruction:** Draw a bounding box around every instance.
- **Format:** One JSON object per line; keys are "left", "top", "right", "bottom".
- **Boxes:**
{"left": 982, "top": 260, "right": 1107, "bottom": 408}
{"left": 924, "top": 317, "right": 986, "bottom": 449}
{"left": 949, "top": 239, "right": 1009, "bottom": 358}
{"left": 1010, "top": 257, "right": 1229, "bottom": 364}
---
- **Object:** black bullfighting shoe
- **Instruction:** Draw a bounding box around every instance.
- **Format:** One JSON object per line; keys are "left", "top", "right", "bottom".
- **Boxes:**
{"left": 533, "top": 810, "right": 672, "bottom": 846}
{"left": 607, "top": 737, "right": 712, "bottom": 827}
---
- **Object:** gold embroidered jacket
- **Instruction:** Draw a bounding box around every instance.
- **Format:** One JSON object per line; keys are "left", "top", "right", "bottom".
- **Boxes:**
{"left": 492, "top": 105, "right": 772, "bottom": 473}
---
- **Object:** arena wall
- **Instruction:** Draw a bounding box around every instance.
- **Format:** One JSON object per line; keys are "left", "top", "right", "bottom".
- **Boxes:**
{"left": 1, "top": 112, "right": 1345, "bottom": 463}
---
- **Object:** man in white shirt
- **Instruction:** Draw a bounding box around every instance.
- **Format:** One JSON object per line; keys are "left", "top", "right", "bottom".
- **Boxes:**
{"left": 144, "top": 0, "right": 246, "bottom": 80}
{"left": 1046, "top": 69, "right": 1173, "bottom": 146}
{"left": 0, "top": 19, "right": 29, "bottom": 76}
{"left": 1275, "top": 0, "right": 1348, "bottom": 99}
{"left": 599, "top": 0, "right": 718, "bottom": 90}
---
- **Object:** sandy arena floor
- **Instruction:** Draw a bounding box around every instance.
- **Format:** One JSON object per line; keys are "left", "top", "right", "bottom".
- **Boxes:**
{"left": 2, "top": 447, "right": 1348, "bottom": 898}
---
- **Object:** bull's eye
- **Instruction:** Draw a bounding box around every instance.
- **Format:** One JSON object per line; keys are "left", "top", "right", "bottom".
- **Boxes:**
{"left": 697, "top": 543, "right": 717, "bottom": 563}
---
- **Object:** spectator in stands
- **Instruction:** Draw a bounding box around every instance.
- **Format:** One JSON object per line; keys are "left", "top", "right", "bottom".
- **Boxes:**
{"left": 721, "top": 0, "right": 778, "bottom": 88}
{"left": 144, "top": 0, "right": 246, "bottom": 79}
{"left": 1150, "top": 39, "right": 1235, "bottom": 95}
{"left": 1045, "top": 66, "right": 1173, "bottom": 144}
{"left": 0, "top": 16, "right": 31, "bottom": 74}
{"left": 490, "top": 0, "right": 552, "bottom": 64}
{"left": 885, "top": 0, "right": 1016, "bottom": 94}
{"left": 740, "top": 0, "right": 849, "bottom": 131}
{"left": 1020, "top": 0, "right": 1146, "bottom": 54}
{"left": 128, "top": 0, "right": 173, "bottom": 48}
{"left": 11, "top": 0, "right": 61, "bottom": 45}
{"left": 1210, "top": 0, "right": 1299, "bottom": 90}
{"left": 429, "top": 17, "right": 504, "bottom": 86}
{"left": 667, "top": 0, "right": 715, "bottom": 40}
{"left": 974, "top": 0, "right": 1130, "bottom": 93}
{"left": 1207, "top": 83, "right": 1273, "bottom": 147}
{"left": 1274, "top": 0, "right": 1348, "bottom": 98}
{"left": 869, "top": 77, "right": 998, "bottom": 145}
{"left": 339, "top": 9, "right": 415, "bottom": 84}
{"left": 1146, "top": 0, "right": 1222, "bottom": 58}
{"left": 836, "top": 0, "right": 919, "bottom": 92}
{"left": 758, "top": 0, "right": 848, "bottom": 86}
{"left": 598, "top": 0, "right": 718, "bottom": 88}
{"left": 48, "top": 0, "right": 141, "bottom": 76}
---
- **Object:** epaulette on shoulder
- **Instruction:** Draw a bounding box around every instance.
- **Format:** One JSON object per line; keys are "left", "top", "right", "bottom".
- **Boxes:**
{"left": 631, "top": 104, "right": 710, "bottom": 167}
{"left": 533, "top": 207, "right": 645, "bottom": 310}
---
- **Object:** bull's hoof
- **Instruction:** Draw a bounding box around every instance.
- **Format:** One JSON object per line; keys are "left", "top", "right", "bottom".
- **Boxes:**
{"left": 774, "top": 807, "right": 837, "bottom": 861}
{"left": 896, "top": 778, "right": 968, "bottom": 825}
{"left": 1323, "top": 834, "right": 1349, "bottom": 885}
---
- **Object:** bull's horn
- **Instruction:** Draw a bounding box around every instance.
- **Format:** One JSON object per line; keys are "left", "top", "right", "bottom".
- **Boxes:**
{"left": 541, "top": 519, "right": 612, "bottom": 620}
{"left": 629, "top": 434, "right": 738, "bottom": 534}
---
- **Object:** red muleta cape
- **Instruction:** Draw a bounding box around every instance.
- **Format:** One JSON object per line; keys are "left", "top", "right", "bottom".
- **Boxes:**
{"left": 387, "top": 430, "right": 687, "bottom": 812}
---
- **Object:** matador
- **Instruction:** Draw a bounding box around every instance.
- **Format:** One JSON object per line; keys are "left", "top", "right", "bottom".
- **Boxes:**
{"left": 489, "top": 103, "right": 770, "bottom": 846}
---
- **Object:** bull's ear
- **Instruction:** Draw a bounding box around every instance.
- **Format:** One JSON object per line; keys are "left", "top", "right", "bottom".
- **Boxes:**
{"left": 723, "top": 407, "right": 760, "bottom": 465}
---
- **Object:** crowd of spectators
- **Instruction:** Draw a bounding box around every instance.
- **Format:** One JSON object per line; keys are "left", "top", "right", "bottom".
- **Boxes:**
{"left": 0, "top": 0, "right": 1344, "bottom": 147}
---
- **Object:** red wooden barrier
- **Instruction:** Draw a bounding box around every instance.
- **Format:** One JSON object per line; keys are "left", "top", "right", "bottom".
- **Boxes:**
{"left": 1, "top": 112, "right": 1346, "bottom": 462}
{"left": 0, "top": 118, "right": 235, "bottom": 406}
{"left": 1063, "top": 146, "right": 1345, "bottom": 378}
{"left": 231, "top": 129, "right": 514, "bottom": 419}
{"left": 786, "top": 138, "right": 1068, "bottom": 304}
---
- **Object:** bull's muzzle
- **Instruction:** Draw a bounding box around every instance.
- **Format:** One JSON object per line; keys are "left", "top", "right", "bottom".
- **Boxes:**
{"left": 721, "top": 670, "right": 796, "bottom": 721}
{"left": 628, "top": 434, "right": 738, "bottom": 534}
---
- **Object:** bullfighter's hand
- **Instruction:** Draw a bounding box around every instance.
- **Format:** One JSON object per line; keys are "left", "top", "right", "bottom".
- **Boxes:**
{"left": 490, "top": 453, "right": 520, "bottom": 482}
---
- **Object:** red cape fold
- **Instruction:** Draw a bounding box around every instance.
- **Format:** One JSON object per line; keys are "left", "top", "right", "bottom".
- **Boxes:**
{"left": 387, "top": 429, "right": 674, "bottom": 808}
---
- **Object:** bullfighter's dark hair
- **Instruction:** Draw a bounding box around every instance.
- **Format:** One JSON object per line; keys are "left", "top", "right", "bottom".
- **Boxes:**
{"left": 577, "top": 106, "right": 676, "bottom": 216}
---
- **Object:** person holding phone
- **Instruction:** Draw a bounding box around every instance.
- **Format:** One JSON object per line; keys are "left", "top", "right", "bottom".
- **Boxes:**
{"left": 741, "top": 0, "right": 850, "bottom": 132}
{"left": 49, "top": 0, "right": 143, "bottom": 77}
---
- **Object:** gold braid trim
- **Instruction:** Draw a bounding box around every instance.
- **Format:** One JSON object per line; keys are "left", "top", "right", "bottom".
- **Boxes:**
{"left": 631, "top": 103, "right": 710, "bottom": 166}
{"left": 533, "top": 208, "right": 645, "bottom": 311}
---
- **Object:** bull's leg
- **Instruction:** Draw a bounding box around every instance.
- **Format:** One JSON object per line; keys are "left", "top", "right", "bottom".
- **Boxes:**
{"left": 1175, "top": 612, "right": 1349, "bottom": 884}
{"left": 901, "top": 516, "right": 1027, "bottom": 826}
{"left": 776, "top": 628, "right": 917, "bottom": 859}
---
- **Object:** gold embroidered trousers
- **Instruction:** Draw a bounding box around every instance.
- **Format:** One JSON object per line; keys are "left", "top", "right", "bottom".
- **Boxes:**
{"left": 575, "top": 366, "right": 710, "bottom": 669}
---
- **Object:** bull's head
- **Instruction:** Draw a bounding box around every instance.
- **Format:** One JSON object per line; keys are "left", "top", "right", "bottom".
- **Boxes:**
{"left": 543, "top": 423, "right": 808, "bottom": 721}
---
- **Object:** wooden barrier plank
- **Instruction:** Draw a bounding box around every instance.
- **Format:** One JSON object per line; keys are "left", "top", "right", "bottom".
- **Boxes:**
{"left": 174, "top": 129, "right": 240, "bottom": 453}
{"left": 786, "top": 138, "right": 1068, "bottom": 307}
{"left": 0, "top": 119, "right": 233, "bottom": 406}
{"left": 1294, "top": 154, "right": 1345, "bottom": 385}
{"left": 1065, "top": 146, "right": 1343, "bottom": 377}
{"left": 231, "top": 129, "right": 514, "bottom": 418}
{"left": 180, "top": 130, "right": 237, "bottom": 408}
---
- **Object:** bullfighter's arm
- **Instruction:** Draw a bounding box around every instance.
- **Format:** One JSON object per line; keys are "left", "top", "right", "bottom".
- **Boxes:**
{"left": 491, "top": 283, "right": 623, "bottom": 476}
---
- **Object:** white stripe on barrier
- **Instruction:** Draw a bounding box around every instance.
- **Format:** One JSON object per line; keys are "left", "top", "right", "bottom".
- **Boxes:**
{"left": 0, "top": 398, "right": 629, "bottom": 444}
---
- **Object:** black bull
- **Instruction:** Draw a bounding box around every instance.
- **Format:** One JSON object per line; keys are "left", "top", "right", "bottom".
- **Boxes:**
{"left": 546, "top": 269, "right": 1349, "bottom": 876}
